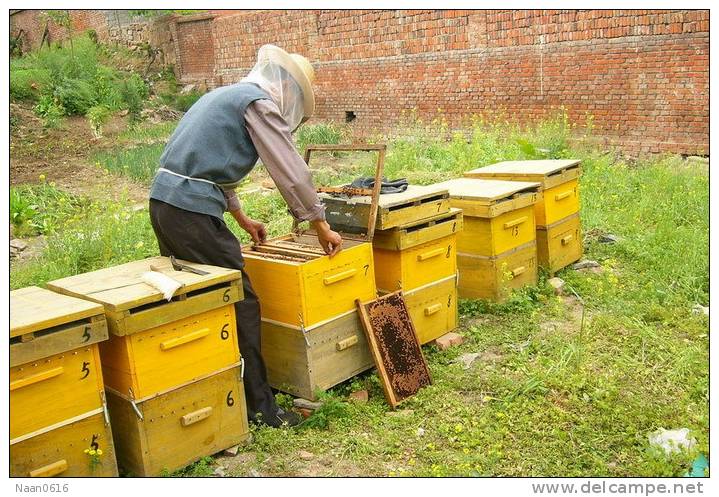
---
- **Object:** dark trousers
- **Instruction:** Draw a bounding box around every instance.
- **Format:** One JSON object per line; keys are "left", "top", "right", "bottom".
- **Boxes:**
{"left": 149, "top": 199, "right": 278, "bottom": 420}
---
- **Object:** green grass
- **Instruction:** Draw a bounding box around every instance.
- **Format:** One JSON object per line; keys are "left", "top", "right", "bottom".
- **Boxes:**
{"left": 117, "top": 120, "right": 178, "bottom": 144}
{"left": 10, "top": 182, "right": 91, "bottom": 237}
{"left": 10, "top": 197, "right": 158, "bottom": 289}
{"left": 92, "top": 143, "right": 165, "bottom": 183}
{"left": 10, "top": 112, "right": 708, "bottom": 476}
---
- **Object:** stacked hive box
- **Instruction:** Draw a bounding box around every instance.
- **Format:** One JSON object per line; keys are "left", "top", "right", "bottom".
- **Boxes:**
{"left": 464, "top": 160, "right": 583, "bottom": 274}
{"left": 322, "top": 185, "right": 460, "bottom": 344}
{"left": 47, "top": 257, "right": 250, "bottom": 476}
{"left": 434, "top": 178, "right": 542, "bottom": 301}
{"left": 242, "top": 232, "right": 377, "bottom": 401}
{"left": 10, "top": 287, "right": 118, "bottom": 477}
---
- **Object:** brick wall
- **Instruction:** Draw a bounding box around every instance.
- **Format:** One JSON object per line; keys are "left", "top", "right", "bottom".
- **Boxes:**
{"left": 10, "top": 9, "right": 709, "bottom": 156}
{"left": 206, "top": 9, "right": 709, "bottom": 156}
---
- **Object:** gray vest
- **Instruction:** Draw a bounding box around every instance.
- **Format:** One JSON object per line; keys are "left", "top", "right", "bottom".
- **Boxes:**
{"left": 149, "top": 83, "right": 271, "bottom": 219}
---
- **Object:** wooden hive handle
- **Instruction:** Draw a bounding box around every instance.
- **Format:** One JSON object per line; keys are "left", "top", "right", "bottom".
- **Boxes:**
{"left": 554, "top": 190, "right": 574, "bottom": 201}
{"left": 10, "top": 366, "right": 64, "bottom": 391}
{"left": 336, "top": 335, "right": 358, "bottom": 351}
{"left": 503, "top": 216, "right": 528, "bottom": 229}
{"left": 561, "top": 234, "right": 574, "bottom": 245}
{"left": 323, "top": 268, "right": 357, "bottom": 285}
{"left": 160, "top": 328, "right": 210, "bottom": 351}
{"left": 29, "top": 459, "right": 68, "bottom": 477}
{"left": 511, "top": 266, "right": 527, "bottom": 277}
{"left": 424, "top": 303, "right": 442, "bottom": 316}
{"left": 181, "top": 406, "right": 213, "bottom": 426}
{"left": 417, "top": 247, "right": 445, "bottom": 261}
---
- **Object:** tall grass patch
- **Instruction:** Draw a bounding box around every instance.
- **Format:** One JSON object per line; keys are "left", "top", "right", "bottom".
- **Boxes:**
{"left": 10, "top": 199, "right": 158, "bottom": 289}
{"left": 92, "top": 143, "right": 165, "bottom": 183}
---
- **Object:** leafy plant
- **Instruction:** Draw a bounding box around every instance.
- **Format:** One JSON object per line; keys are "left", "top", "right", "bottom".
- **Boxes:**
{"left": 122, "top": 73, "right": 149, "bottom": 126}
{"left": 10, "top": 189, "right": 38, "bottom": 234}
{"left": 298, "top": 393, "right": 350, "bottom": 430}
{"left": 33, "top": 94, "right": 65, "bottom": 128}
{"left": 87, "top": 105, "right": 111, "bottom": 138}
{"left": 53, "top": 77, "right": 97, "bottom": 115}
{"left": 295, "top": 122, "right": 348, "bottom": 156}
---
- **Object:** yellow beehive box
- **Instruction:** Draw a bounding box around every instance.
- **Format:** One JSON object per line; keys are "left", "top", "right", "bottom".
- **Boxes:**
{"left": 10, "top": 411, "right": 118, "bottom": 477}
{"left": 464, "top": 159, "right": 581, "bottom": 227}
{"left": 433, "top": 178, "right": 541, "bottom": 257}
{"left": 402, "top": 274, "right": 458, "bottom": 344}
{"left": 537, "top": 213, "right": 583, "bottom": 273}
{"left": 242, "top": 233, "right": 376, "bottom": 328}
{"left": 10, "top": 287, "right": 109, "bottom": 442}
{"left": 47, "top": 257, "right": 244, "bottom": 399}
{"left": 457, "top": 241, "right": 538, "bottom": 301}
{"left": 106, "top": 365, "right": 249, "bottom": 476}
{"left": 372, "top": 209, "right": 462, "bottom": 293}
{"left": 319, "top": 184, "right": 451, "bottom": 232}
{"left": 260, "top": 310, "right": 374, "bottom": 400}
{"left": 372, "top": 208, "right": 464, "bottom": 251}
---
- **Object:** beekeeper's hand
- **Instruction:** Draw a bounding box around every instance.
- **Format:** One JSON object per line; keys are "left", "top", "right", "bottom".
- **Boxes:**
{"left": 237, "top": 213, "right": 267, "bottom": 244}
{"left": 312, "top": 220, "right": 343, "bottom": 257}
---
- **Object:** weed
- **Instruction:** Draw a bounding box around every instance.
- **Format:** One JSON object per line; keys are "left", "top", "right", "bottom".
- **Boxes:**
{"left": 295, "top": 122, "right": 348, "bottom": 155}
{"left": 172, "top": 90, "right": 203, "bottom": 112}
{"left": 33, "top": 94, "right": 65, "bottom": 128}
{"left": 92, "top": 143, "right": 165, "bottom": 183}
{"left": 298, "top": 392, "right": 351, "bottom": 430}
{"left": 122, "top": 73, "right": 150, "bottom": 126}
{"left": 163, "top": 456, "right": 215, "bottom": 477}
{"left": 87, "top": 105, "right": 111, "bottom": 138}
{"left": 10, "top": 183, "right": 87, "bottom": 237}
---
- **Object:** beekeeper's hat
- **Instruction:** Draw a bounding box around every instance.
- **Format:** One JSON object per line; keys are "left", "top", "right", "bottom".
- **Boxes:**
{"left": 257, "top": 44, "right": 315, "bottom": 121}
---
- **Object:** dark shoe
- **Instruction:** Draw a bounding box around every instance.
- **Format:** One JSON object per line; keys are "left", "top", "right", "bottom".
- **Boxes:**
{"left": 251, "top": 408, "right": 302, "bottom": 428}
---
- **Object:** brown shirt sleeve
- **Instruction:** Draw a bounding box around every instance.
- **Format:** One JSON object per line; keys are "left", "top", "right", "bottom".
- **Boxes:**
{"left": 245, "top": 99, "right": 326, "bottom": 222}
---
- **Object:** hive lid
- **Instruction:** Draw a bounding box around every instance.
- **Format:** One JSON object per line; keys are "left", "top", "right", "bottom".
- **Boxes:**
{"left": 46, "top": 256, "right": 241, "bottom": 312}
{"left": 465, "top": 159, "right": 581, "bottom": 180}
{"left": 432, "top": 178, "right": 541, "bottom": 204}
{"left": 10, "top": 286, "right": 104, "bottom": 338}
{"left": 319, "top": 184, "right": 449, "bottom": 208}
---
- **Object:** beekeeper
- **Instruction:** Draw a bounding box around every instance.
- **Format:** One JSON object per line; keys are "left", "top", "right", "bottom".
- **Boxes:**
{"left": 148, "top": 45, "right": 342, "bottom": 428}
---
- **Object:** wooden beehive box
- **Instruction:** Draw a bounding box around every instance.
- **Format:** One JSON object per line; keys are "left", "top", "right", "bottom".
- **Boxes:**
{"left": 47, "top": 257, "right": 244, "bottom": 400}
{"left": 463, "top": 160, "right": 583, "bottom": 271}
{"left": 106, "top": 365, "right": 249, "bottom": 476}
{"left": 10, "top": 287, "right": 117, "bottom": 477}
{"left": 463, "top": 159, "right": 581, "bottom": 227}
{"left": 537, "top": 213, "right": 583, "bottom": 273}
{"left": 10, "top": 287, "right": 109, "bottom": 440}
{"left": 242, "top": 233, "right": 376, "bottom": 328}
{"left": 319, "top": 184, "right": 451, "bottom": 233}
{"left": 402, "top": 274, "right": 458, "bottom": 344}
{"left": 433, "top": 178, "right": 541, "bottom": 256}
{"left": 457, "top": 241, "right": 538, "bottom": 302}
{"left": 261, "top": 310, "right": 374, "bottom": 400}
{"left": 372, "top": 208, "right": 462, "bottom": 293}
{"left": 11, "top": 412, "right": 118, "bottom": 477}
{"left": 431, "top": 178, "right": 542, "bottom": 301}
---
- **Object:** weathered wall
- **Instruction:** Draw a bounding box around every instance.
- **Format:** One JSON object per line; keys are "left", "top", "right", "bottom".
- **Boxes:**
{"left": 207, "top": 9, "right": 709, "bottom": 156}
{"left": 10, "top": 9, "right": 709, "bottom": 156}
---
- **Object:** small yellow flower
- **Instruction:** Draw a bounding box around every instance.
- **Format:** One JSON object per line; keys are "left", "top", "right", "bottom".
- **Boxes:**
{"left": 454, "top": 423, "right": 463, "bottom": 433}
{"left": 89, "top": 449, "right": 96, "bottom": 456}
{"left": 84, "top": 448, "right": 90, "bottom": 454}
{"left": 39, "top": 174, "right": 46, "bottom": 181}
{"left": 96, "top": 449, "right": 103, "bottom": 456}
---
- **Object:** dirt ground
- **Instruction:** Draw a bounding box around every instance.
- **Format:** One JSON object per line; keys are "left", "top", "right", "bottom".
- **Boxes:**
{"left": 11, "top": 103, "right": 151, "bottom": 204}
